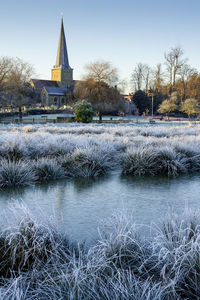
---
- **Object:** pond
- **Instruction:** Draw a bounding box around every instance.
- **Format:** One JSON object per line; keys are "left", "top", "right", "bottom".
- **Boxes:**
{"left": 0, "top": 172, "right": 199, "bottom": 243}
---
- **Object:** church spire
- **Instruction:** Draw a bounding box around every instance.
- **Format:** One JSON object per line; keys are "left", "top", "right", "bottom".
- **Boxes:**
{"left": 55, "top": 18, "right": 71, "bottom": 69}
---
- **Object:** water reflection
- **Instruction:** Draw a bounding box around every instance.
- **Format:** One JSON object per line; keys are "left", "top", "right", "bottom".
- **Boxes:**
{"left": 121, "top": 173, "right": 184, "bottom": 186}
{"left": 72, "top": 176, "right": 108, "bottom": 193}
{"left": 0, "top": 185, "right": 26, "bottom": 200}
{"left": 0, "top": 173, "right": 200, "bottom": 242}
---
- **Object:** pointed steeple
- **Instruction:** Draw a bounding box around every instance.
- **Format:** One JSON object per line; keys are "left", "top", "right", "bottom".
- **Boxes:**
{"left": 55, "top": 18, "right": 71, "bottom": 69}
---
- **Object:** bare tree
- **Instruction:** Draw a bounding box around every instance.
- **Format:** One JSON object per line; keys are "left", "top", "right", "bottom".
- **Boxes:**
{"left": 131, "top": 63, "right": 151, "bottom": 91}
{"left": 164, "top": 47, "right": 187, "bottom": 88}
{"left": 173, "top": 47, "right": 188, "bottom": 85}
{"left": 0, "top": 57, "right": 14, "bottom": 91}
{"left": 164, "top": 51, "right": 174, "bottom": 87}
{"left": 117, "top": 79, "right": 128, "bottom": 94}
{"left": 2, "top": 57, "right": 35, "bottom": 119}
{"left": 131, "top": 63, "right": 144, "bottom": 91}
{"left": 178, "top": 64, "right": 197, "bottom": 101}
{"left": 179, "top": 64, "right": 197, "bottom": 82}
{"left": 185, "top": 74, "right": 200, "bottom": 100}
{"left": 143, "top": 64, "right": 152, "bottom": 91}
{"left": 75, "top": 60, "right": 122, "bottom": 121}
{"left": 152, "top": 64, "right": 165, "bottom": 93}
{"left": 84, "top": 60, "right": 118, "bottom": 85}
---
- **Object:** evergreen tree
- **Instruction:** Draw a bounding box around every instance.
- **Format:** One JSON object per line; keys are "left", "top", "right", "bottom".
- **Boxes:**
{"left": 132, "top": 90, "right": 150, "bottom": 115}
{"left": 74, "top": 100, "right": 94, "bottom": 123}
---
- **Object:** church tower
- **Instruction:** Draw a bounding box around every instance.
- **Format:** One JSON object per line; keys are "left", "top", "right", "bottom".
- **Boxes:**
{"left": 51, "top": 18, "right": 73, "bottom": 88}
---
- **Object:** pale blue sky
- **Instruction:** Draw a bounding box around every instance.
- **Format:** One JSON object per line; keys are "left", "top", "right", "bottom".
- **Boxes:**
{"left": 1, "top": 0, "right": 200, "bottom": 91}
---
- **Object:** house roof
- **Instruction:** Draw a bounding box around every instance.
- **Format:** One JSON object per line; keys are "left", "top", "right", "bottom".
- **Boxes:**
{"left": 31, "top": 79, "right": 59, "bottom": 90}
{"left": 44, "top": 87, "right": 69, "bottom": 96}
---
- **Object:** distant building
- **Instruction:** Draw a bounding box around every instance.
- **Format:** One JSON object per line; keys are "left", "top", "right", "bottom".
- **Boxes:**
{"left": 122, "top": 93, "right": 136, "bottom": 114}
{"left": 122, "top": 94, "right": 133, "bottom": 102}
{"left": 30, "top": 18, "right": 73, "bottom": 107}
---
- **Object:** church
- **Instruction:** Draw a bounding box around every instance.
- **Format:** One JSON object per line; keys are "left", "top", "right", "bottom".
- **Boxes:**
{"left": 30, "top": 18, "right": 73, "bottom": 107}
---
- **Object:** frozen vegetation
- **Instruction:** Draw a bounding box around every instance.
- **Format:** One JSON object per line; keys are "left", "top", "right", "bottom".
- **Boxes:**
{"left": 0, "top": 123, "right": 200, "bottom": 298}
{"left": 0, "top": 205, "right": 200, "bottom": 299}
{"left": 1, "top": 123, "right": 200, "bottom": 186}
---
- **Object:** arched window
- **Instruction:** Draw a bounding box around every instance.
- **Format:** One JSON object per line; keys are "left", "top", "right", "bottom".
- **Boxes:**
{"left": 54, "top": 97, "right": 58, "bottom": 104}
{"left": 61, "top": 98, "right": 65, "bottom": 104}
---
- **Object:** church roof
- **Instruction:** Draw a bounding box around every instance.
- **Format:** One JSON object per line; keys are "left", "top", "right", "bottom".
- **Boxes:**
{"left": 54, "top": 18, "right": 71, "bottom": 69}
{"left": 31, "top": 79, "right": 58, "bottom": 90}
{"left": 44, "top": 87, "right": 69, "bottom": 96}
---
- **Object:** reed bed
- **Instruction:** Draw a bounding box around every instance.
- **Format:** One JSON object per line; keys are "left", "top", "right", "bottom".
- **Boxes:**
{"left": 0, "top": 123, "right": 200, "bottom": 186}
{"left": 0, "top": 205, "right": 200, "bottom": 299}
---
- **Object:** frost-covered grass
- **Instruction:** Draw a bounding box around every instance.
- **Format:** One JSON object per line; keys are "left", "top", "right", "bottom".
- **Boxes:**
{"left": 1, "top": 123, "right": 200, "bottom": 186}
{"left": 60, "top": 145, "right": 117, "bottom": 177}
{"left": 1, "top": 205, "right": 200, "bottom": 299}
{"left": 122, "top": 146, "right": 189, "bottom": 176}
{"left": 34, "top": 157, "right": 65, "bottom": 181}
{"left": 0, "top": 159, "right": 36, "bottom": 187}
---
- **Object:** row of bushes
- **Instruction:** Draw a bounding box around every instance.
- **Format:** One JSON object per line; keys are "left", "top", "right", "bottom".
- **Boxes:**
{"left": 0, "top": 131, "right": 122, "bottom": 159}
{"left": 0, "top": 125, "right": 199, "bottom": 162}
{"left": 122, "top": 145, "right": 200, "bottom": 176}
{"left": 0, "top": 206, "right": 200, "bottom": 299}
{"left": 0, "top": 124, "right": 200, "bottom": 187}
{"left": 1, "top": 143, "right": 200, "bottom": 187}
{"left": 0, "top": 146, "right": 117, "bottom": 187}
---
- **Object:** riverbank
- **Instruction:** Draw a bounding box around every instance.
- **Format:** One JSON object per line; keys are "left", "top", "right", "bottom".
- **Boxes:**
{"left": 0, "top": 113, "right": 196, "bottom": 125}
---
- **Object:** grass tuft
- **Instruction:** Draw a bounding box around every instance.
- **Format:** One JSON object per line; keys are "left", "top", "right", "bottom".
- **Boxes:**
{"left": 0, "top": 159, "right": 36, "bottom": 187}
{"left": 0, "top": 205, "right": 200, "bottom": 298}
{"left": 34, "top": 157, "right": 65, "bottom": 181}
{"left": 60, "top": 146, "right": 116, "bottom": 177}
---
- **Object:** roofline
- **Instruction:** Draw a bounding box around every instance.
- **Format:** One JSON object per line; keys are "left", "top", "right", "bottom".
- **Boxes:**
{"left": 31, "top": 78, "right": 57, "bottom": 82}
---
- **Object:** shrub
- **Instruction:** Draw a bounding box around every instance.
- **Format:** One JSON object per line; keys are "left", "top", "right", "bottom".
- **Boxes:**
{"left": 74, "top": 100, "right": 94, "bottom": 123}
{"left": 122, "top": 147, "right": 161, "bottom": 176}
{"left": 122, "top": 146, "right": 189, "bottom": 177}
{"left": 34, "top": 158, "right": 65, "bottom": 182}
{"left": 155, "top": 210, "right": 200, "bottom": 299}
{"left": 0, "top": 214, "right": 70, "bottom": 278}
{"left": 1, "top": 206, "right": 200, "bottom": 298}
{"left": 155, "top": 146, "right": 188, "bottom": 176}
{"left": 0, "top": 159, "right": 36, "bottom": 187}
{"left": 60, "top": 146, "right": 116, "bottom": 177}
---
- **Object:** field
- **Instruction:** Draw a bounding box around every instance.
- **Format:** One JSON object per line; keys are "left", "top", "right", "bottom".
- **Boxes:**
{"left": 0, "top": 123, "right": 200, "bottom": 299}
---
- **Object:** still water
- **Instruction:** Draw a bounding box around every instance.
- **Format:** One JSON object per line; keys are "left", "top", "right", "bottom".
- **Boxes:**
{"left": 0, "top": 173, "right": 199, "bottom": 242}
